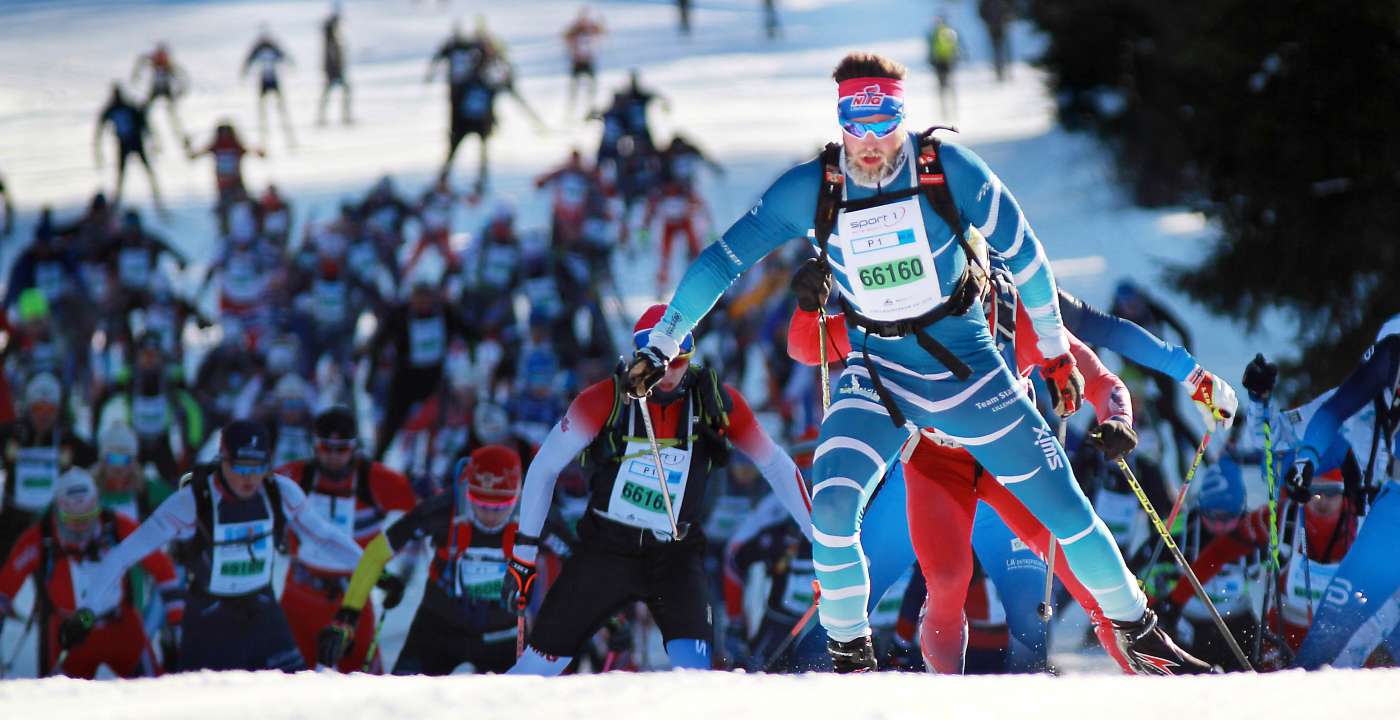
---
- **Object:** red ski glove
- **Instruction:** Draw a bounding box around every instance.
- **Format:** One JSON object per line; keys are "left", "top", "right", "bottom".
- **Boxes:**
{"left": 1040, "top": 354, "right": 1085, "bottom": 417}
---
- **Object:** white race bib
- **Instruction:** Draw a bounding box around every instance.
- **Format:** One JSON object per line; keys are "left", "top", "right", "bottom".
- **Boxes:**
{"left": 1281, "top": 553, "right": 1339, "bottom": 626}
{"left": 604, "top": 410, "right": 694, "bottom": 535}
{"left": 1093, "top": 487, "right": 1146, "bottom": 552}
{"left": 835, "top": 193, "right": 942, "bottom": 321}
{"left": 35, "top": 262, "right": 66, "bottom": 300}
{"left": 452, "top": 546, "right": 507, "bottom": 601}
{"left": 223, "top": 254, "right": 264, "bottom": 303}
{"left": 408, "top": 316, "right": 447, "bottom": 367}
{"left": 703, "top": 495, "right": 754, "bottom": 541}
{"left": 131, "top": 394, "right": 169, "bottom": 439}
{"left": 13, "top": 445, "right": 60, "bottom": 511}
{"left": 1184, "top": 560, "right": 1251, "bottom": 621}
{"left": 274, "top": 426, "right": 313, "bottom": 467}
{"left": 118, "top": 248, "right": 151, "bottom": 289}
{"left": 312, "top": 278, "right": 347, "bottom": 325}
{"left": 209, "top": 516, "right": 276, "bottom": 596}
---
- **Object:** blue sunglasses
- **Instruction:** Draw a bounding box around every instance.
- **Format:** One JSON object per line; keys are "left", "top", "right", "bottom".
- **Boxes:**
{"left": 840, "top": 113, "right": 904, "bottom": 140}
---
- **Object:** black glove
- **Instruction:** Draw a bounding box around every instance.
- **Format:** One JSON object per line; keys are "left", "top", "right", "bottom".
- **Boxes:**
{"left": 624, "top": 346, "right": 669, "bottom": 399}
{"left": 1285, "top": 457, "right": 1316, "bottom": 503}
{"left": 1242, "top": 353, "right": 1278, "bottom": 402}
{"left": 501, "top": 553, "right": 538, "bottom": 611}
{"left": 59, "top": 608, "right": 96, "bottom": 650}
{"left": 376, "top": 574, "right": 406, "bottom": 610}
{"left": 791, "top": 258, "right": 833, "bottom": 312}
{"left": 317, "top": 607, "right": 360, "bottom": 668}
{"left": 1089, "top": 418, "right": 1139, "bottom": 460}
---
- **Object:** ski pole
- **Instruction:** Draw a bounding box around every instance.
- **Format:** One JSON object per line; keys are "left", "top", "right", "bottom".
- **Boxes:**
{"left": 1165, "top": 432, "right": 1213, "bottom": 529}
{"left": 1297, "top": 502, "right": 1314, "bottom": 625}
{"left": 1115, "top": 458, "right": 1254, "bottom": 671}
{"left": 48, "top": 649, "right": 68, "bottom": 678}
{"left": 817, "top": 309, "right": 831, "bottom": 411}
{"left": 761, "top": 581, "right": 820, "bottom": 673}
{"left": 1039, "top": 420, "right": 1068, "bottom": 622}
{"left": 515, "top": 607, "right": 527, "bottom": 660}
{"left": 1140, "top": 432, "right": 1214, "bottom": 577}
{"left": 635, "top": 395, "right": 688, "bottom": 540}
{"left": 362, "top": 604, "right": 391, "bottom": 673}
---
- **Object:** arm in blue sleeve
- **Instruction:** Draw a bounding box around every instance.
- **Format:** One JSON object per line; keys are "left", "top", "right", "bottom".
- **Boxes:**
{"left": 1299, "top": 336, "right": 1400, "bottom": 465}
{"left": 657, "top": 159, "right": 820, "bottom": 343}
{"left": 941, "top": 141, "right": 1067, "bottom": 358}
{"left": 3, "top": 256, "right": 33, "bottom": 308}
{"left": 1058, "top": 289, "right": 1199, "bottom": 383}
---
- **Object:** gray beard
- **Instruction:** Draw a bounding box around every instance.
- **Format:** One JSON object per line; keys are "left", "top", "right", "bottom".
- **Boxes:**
{"left": 847, "top": 147, "right": 905, "bottom": 188}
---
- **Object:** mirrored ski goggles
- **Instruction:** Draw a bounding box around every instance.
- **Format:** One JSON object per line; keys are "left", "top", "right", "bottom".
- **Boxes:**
{"left": 839, "top": 112, "right": 905, "bottom": 140}
{"left": 633, "top": 328, "right": 694, "bottom": 358}
{"left": 315, "top": 438, "right": 357, "bottom": 455}
{"left": 1311, "top": 483, "right": 1345, "bottom": 498}
{"left": 228, "top": 461, "right": 268, "bottom": 477}
{"left": 105, "top": 452, "right": 135, "bottom": 467}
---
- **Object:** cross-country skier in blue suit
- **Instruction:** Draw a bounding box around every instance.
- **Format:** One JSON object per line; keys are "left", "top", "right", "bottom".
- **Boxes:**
{"left": 1282, "top": 315, "right": 1400, "bottom": 668}
{"left": 623, "top": 52, "right": 1228, "bottom": 673}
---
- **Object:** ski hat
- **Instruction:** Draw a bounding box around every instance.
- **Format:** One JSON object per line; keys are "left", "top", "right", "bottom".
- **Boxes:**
{"left": 222, "top": 419, "right": 271, "bottom": 466}
{"left": 633, "top": 304, "right": 693, "bottom": 356}
{"left": 463, "top": 444, "right": 523, "bottom": 506}
{"left": 1378, "top": 313, "right": 1400, "bottom": 344}
{"left": 54, "top": 467, "right": 100, "bottom": 521}
{"left": 1196, "top": 457, "right": 1246, "bottom": 517}
{"left": 99, "top": 421, "right": 140, "bottom": 459}
{"left": 25, "top": 372, "right": 61, "bottom": 407}
{"left": 314, "top": 405, "right": 357, "bottom": 441}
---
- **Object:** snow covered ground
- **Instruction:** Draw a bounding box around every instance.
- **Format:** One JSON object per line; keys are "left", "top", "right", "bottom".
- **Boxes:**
{"left": 6, "top": 665, "right": 1400, "bottom": 719}
{"left": 0, "top": 0, "right": 1311, "bottom": 691}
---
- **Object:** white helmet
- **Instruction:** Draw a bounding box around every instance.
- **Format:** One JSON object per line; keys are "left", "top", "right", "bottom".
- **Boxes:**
{"left": 54, "top": 467, "right": 100, "bottom": 520}
{"left": 99, "top": 422, "right": 140, "bottom": 458}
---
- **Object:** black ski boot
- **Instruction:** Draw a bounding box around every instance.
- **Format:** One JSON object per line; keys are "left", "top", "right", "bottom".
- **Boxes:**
{"left": 1111, "top": 608, "right": 1216, "bottom": 675}
{"left": 827, "top": 636, "right": 877, "bottom": 673}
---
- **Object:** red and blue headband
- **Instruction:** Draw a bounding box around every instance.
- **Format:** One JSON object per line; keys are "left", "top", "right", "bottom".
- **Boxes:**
{"left": 837, "top": 77, "right": 905, "bottom": 127}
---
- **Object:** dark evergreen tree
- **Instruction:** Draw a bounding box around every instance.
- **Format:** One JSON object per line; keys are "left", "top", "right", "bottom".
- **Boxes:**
{"left": 1028, "top": 0, "right": 1400, "bottom": 396}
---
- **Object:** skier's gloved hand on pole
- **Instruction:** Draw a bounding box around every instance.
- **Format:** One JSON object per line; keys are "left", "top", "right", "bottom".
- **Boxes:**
{"left": 317, "top": 608, "right": 359, "bottom": 667}
{"left": 1285, "top": 456, "right": 1316, "bottom": 503}
{"left": 1242, "top": 353, "right": 1279, "bottom": 402}
{"left": 58, "top": 608, "right": 96, "bottom": 650}
{"left": 626, "top": 345, "right": 671, "bottom": 399}
{"left": 1040, "top": 354, "right": 1084, "bottom": 417}
{"left": 1185, "top": 366, "right": 1239, "bottom": 429}
{"left": 792, "top": 258, "right": 832, "bottom": 312}
{"left": 376, "top": 574, "right": 406, "bottom": 610}
{"left": 1089, "top": 417, "right": 1138, "bottom": 460}
{"left": 502, "top": 541, "right": 539, "bottom": 611}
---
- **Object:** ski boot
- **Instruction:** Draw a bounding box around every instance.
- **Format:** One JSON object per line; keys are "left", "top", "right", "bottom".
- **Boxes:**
{"left": 827, "top": 636, "right": 877, "bottom": 674}
{"left": 1111, "top": 608, "right": 1215, "bottom": 675}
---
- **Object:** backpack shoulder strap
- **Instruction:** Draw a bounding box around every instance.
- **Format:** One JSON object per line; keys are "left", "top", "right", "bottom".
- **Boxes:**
{"left": 813, "top": 142, "right": 845, "bottom": 264}
{"left": 914, "top": 128, "right": 970, "bottom": 252}
{"left": 298, "top": 462, "right": 317, "bottom": 494}
{"left": 355, "top": 458, "right": 376, "bottom": 508}
{"left": 183, "top": 464, "right": 215, "bottom": 544}
{"left": 694, "top": 364, "right": 731, "bottom": 433}
{"left": 263, "top": 475, "right": 289, "bottom": 552}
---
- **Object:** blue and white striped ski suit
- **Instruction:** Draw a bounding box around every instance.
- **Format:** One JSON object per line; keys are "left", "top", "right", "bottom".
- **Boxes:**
{"left": 649, "top": 134, "right": 1146, "bottom": 641}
